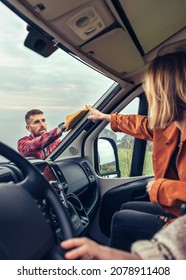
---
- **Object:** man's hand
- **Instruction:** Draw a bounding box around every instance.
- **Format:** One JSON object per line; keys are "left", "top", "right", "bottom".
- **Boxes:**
{"left": 58, "top": 122, "right": 66, "bottom": 132}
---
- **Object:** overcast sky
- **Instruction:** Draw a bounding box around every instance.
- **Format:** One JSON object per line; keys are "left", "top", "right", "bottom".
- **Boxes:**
{"left": 0, "top": 2, "right": 114, "bottom": 150}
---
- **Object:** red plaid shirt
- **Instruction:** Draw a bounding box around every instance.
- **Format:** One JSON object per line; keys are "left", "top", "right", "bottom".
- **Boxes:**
{"left": 17, "top": 128, "right": 62, "bottom": 159}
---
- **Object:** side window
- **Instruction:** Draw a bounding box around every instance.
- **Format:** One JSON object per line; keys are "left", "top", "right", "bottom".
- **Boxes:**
{"left": 97, "top": 96, "right": 154, "bottom": 177}
{"left": 98, "top": 98, "right": 139, "bottom": 177}
{"left": 116, "top": 98, "right": 139, "bottom": 177}
{"left": 143, "top": 141, "right": 153, "bottom": 175}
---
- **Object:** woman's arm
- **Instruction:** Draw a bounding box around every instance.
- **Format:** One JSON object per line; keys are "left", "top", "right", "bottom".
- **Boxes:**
{"left": 86, "top": 105, "right": 153, "bottom": 141}
{"left": 86, "top": 105, "right": 111, "bottom": 122}
{"left": 150, "top": 178, "right": 186, "bottom": 208}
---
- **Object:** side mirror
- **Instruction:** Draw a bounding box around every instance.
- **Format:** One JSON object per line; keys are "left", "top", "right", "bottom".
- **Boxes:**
{"left": 24, "top": 26, "right": 58, "bottom": 57}
{"left": 97, "top": 137, "right": 121, "bottom": 178}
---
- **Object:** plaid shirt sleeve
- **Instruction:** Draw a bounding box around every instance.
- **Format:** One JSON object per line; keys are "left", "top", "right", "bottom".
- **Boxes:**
{"left": 17, "top": 128, "right": 62, "bottom": 157}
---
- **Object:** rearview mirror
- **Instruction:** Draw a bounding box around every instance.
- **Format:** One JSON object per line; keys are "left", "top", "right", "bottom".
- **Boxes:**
{"left": 24, "top": 26, "right": 58, "bottom": 57}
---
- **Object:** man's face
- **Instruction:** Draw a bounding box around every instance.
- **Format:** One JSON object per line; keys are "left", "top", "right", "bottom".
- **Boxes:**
{"left": 26, "top": 114, "right": 47, "bottom": 137}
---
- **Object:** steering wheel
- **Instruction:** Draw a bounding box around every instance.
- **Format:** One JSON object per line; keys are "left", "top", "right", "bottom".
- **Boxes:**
{"left": 0, "top": 141, "right": 74, "bottom": 259}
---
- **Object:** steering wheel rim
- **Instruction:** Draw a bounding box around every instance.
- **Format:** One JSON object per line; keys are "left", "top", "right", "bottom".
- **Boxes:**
{"left": 0, "top": 141, "right": 75, "bottom": 241}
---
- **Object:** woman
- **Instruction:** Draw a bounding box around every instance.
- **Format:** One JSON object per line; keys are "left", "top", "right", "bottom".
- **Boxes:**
{"left": 61, "top": 214, "right": 186, "bottom": 260}
{"left": 85, "top": 51, "right": 186, "bottom": 251}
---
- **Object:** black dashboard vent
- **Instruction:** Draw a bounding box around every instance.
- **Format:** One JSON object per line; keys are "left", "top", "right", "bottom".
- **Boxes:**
{"left": 82, "top": 162, "right": 93, "bottom": 177}
{"left": 0, "top": 173, "right": 14, "bottom": 183}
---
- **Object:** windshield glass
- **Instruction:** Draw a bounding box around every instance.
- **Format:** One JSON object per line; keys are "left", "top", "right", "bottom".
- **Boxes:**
{"left": 0, "top": 3, "right": 113, "bottom": 158}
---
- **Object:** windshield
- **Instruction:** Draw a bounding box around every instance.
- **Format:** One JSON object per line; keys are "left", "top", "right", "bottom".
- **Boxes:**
{"left": 0, "top": 3, "right": 113, "bottom": 158}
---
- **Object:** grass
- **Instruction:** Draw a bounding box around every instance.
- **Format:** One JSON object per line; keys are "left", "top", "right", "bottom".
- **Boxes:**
{"left": 118, "top": 148, "right": 153, "bottom": 177}
{"left": 99, "top": 147, "right": 154, "bottom": 177}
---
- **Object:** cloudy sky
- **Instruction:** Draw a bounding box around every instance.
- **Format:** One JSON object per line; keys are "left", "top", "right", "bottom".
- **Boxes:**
{"left": 0, "top": 2, "right": 114, "bottom": 150}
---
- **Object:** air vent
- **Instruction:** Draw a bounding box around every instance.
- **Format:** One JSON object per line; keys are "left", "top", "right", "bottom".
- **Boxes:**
{"left": 67, "top": 7, "right": 105, "bottom": 40}
{"left": 82, "top": 162, "right": 94, "bottom": 178}
{"left": 0, "top": 173, "right": 14, "bottom": 183}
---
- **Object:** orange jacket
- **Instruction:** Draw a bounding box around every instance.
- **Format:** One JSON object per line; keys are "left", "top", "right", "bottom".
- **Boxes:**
{"left": 110, "top": 114, "right": 186, "bottom": 216}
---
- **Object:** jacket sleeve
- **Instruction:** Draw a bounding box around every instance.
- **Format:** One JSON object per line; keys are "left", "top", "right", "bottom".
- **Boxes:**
{"left": 131, "top": 214, "right": 186, "bottom": 259}
{"left": 150, "top": 178, "right": 186, "bottom": 207}
{"left": 110, "top": 114, "right": 153, "bottom": 141}
{"left": 17, "top": 128, "right": 62, "bottom": 153}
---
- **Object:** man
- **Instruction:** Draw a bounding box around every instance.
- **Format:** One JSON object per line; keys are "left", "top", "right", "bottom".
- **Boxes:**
{"left": 17, "top": 109, "right": 66, "bottom": 159}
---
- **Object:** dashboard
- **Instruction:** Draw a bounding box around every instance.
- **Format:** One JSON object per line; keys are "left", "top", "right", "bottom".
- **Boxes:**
{"left": 0, "top": 157, "right": 100, "bottom": 237}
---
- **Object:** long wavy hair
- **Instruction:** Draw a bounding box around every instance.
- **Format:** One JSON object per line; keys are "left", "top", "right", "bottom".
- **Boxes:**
{"left": 143, "top": 51, "right": 186, "bottom": 129}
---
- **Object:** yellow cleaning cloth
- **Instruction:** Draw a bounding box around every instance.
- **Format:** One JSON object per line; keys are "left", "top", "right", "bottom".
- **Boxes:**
{"left": 65, "top": 107, "right": 89, "bottom": 131}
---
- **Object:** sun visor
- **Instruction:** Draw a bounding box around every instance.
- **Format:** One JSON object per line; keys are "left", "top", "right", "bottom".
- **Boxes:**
{"left": 24, "top": 0, "right": 90, "bottom": 20}
{"left": 81, "top": 28, "right": 144, "bottom": 74}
